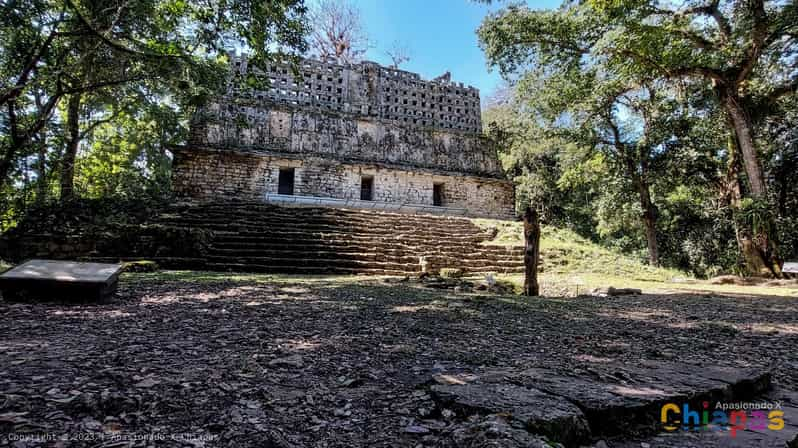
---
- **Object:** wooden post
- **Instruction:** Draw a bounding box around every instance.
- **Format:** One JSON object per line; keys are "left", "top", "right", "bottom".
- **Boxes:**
{"left": 523, "top": 207, "right": 540, "bottom": 296}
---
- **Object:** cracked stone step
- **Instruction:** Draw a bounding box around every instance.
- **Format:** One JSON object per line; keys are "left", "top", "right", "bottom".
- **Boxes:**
{"left": 508, "top": 361, "right": 772, "bottom": 438}
{"left": 431, "top": 379, "right": 591, "bottom": 447}
{"left": 448, "top": 415, "right": 554, "bottom": 448}
{"left": 429, "top": 362, "right": 774, "bottom": 447}
{"left": 598, "top": 388, "right": 798, "bottom": 447}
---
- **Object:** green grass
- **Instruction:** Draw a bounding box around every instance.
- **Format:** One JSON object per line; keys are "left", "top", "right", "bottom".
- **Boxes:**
{"left": 472, "top": 218, "right": 685, "bottom": 282}
{"left": 470, "top": 219, "right": 798, "bottom": 298}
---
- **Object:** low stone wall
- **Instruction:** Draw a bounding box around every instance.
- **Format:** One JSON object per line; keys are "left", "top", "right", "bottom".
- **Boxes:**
{"left": 0, "top": 224, "right": 211, "bottom": 266}
{"left": 172, "top": 148, "right": 515, "bottom": 219}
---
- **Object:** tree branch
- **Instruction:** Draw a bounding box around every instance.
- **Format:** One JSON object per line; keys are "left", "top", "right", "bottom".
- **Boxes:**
{"left": 65, "top": 0, "right": 187, "bottom": 61}
{"left": 766, "top": 78, "right": 798, "bottom": 101}
{"left": 0, "top": 11, "right": 64, "bottom": 106}
{"left": 736, "top": 0, "right": 770, "bottom": 83}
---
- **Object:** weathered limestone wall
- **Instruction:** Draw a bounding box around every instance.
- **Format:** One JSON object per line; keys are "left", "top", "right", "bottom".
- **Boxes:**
{"left": 193, "top": 105, "right": 502, "bottom": 177}
{"left": 230, "top": 57, "right": 482, "bottom": 133}
{"left": 172, "top": 149, "right": 515, "bottom": 219}
{"left": 189, "top": 56, "right": 502, "bottom": 178}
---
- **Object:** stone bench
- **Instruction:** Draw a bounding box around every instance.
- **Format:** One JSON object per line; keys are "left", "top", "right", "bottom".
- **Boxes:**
{"left": 0, "top": 259, "right": 123, "bottom": 303}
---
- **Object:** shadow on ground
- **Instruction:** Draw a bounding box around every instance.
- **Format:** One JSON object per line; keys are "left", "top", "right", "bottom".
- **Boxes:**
{"left": 0, "top": 273, "right": 796, "bottom": 447}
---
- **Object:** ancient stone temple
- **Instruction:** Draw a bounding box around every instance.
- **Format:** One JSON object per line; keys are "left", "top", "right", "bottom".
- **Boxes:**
{"left": 171, "top": 56, "right": 515, "bottom": 219}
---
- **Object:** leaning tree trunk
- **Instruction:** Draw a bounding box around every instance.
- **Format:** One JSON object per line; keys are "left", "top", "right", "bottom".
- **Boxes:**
{"left": 637, "top": 175, "right": 659, "bottom": 266}
{"left": 36, "top": 133, "right": 47, "bottom": 204}
{"left": 626, "top": 157, "right": 659, "bottom": 266}
{"left": 523, "top": 207, "right": 540, "bottom": 296}
{"left": 723, "top": 134, "right": 781, "bottom": 277}
{"left": 721, "top": 88, "right": 781, "bottom": 276}
{"left": 0, "top": 103, "right": 21, "bottom": 190}
{"left": 60, "top": 93, "right": 82, "bottom": 203}
{"left": 723, "top": 92, "right": 767, "bottom": 197}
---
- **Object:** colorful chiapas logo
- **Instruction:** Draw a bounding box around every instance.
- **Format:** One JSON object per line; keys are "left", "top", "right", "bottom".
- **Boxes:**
{"left": 661, "top": 401, "right": 784, "bottom": 437}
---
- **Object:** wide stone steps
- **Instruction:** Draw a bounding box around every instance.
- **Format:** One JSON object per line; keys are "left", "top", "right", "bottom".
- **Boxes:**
{"left": 153, "top": 202, "right": 524, "bottom": 275}
{"left": 203, "top": 262, "right": 520, "bottom": 275}
{"left": 208, "top": 240, "right": 524, "bottom": 258}
{"left": 205, "top": 256, "right": 422, "bottom": 270}
{"left": 161, "top": 206, "right": 482, "bottom": 227}
{"left": 170, "top": 203, "right": 479, "bottom": 222}
{"left": 210, "top": 238, "right": 519, "bottom": 251}
{"left": 165, "top": 219, "right": 489, "bottom": 240}
{"left": 205, "top": 263, "right": 415, "bottom": 276}
{"left": 212, "top": 231, "right": 488, "bottom": 245}
{"left": 207, "top": 247, "right": 525, "bottom": 261}
{"left": 206, "top": 255, "right": 523, "bottom": 271}
{"left": 180, "top": 212, "right": 484, "bottom": 225}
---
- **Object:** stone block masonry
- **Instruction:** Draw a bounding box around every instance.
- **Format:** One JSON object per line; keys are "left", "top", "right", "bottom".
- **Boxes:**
{"left": 172, "top": 149, "right": 515, "bottom": 219}
{"left": 174, "top": 55, "right": 516, "bottom": 219}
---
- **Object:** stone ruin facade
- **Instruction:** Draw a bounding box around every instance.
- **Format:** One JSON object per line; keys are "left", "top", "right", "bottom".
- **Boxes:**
{"left": 171, "top": 56, "right": 515, "bottom": 219}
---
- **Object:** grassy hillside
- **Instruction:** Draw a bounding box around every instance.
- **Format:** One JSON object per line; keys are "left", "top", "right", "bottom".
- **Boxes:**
{"left": 473, "top": 219, "right": 685, "bottom": 280}
{"left": 472, "top": 218, "right": 798, "bottom": 297}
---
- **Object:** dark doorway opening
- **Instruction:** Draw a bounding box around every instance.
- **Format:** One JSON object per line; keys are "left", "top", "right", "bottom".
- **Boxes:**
{"left": 360, "top": 176, "right": 374, "bottom": 201}
{"left": 433, "top": 183, "right": 444, "bottom": 206}
{"left": 278, "top": 168, "right": 295, "bottom": 195}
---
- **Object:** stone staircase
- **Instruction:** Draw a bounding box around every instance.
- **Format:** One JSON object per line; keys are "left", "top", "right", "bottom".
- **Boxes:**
{"left": 156, "top": 202, "right": 525, "bottom": 275}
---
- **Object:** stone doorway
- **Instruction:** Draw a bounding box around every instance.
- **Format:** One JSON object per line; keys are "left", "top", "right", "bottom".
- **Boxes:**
{"left": 278, "top": 168, "right": 295, "bottom": 195}
{"left": 360, "top": 176, "right": 374, "bottom": 201}
{"left": 433, "top": 183, "right": 444, "bottom": 206}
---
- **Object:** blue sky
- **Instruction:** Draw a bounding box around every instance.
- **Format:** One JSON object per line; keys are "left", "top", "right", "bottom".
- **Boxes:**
{"left": 354, "top": 0, "right": 562, "bottom": 104}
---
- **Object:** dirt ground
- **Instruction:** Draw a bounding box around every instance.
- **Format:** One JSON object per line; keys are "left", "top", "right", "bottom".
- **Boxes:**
{"left": 1, "top": 272, "right": 796, "bottom": 447}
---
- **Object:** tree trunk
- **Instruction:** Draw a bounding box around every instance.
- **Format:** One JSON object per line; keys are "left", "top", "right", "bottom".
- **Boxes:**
{"left": 723, "top": 135, "right": 780, "bottom": 277}
{"left": 776, "top": 157, "right": 793, "bottom": 217}
{"left": 0, "top": 103, "right": 21, "bottom": 189}
{"left": 523, "top": 207, "right": 540, "bottom": 296}
{"left": 720, "top": 90, "right": 782, "bottom": 276}
{"left": 722, "top": 91, "right": 767, "bottom": 197}
{"left": 36, "top": 134, "right": 48, "bottom": 204}
{"left": 60, "top": 93, "right": 82, "bottom": 202}
{"left": 637, "top": 176, "right": 659, "bottom": 266}
{"left": 34, "top": 91, "right": 48, "bottom": 204}
{"left": 625, "top": 156, "right": 659, "bottom": 266}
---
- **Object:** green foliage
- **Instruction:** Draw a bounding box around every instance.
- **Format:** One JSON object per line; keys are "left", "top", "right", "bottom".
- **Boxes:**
{"left": 439, "top": 268, "right": 464, "bottom": 279}
{"left": 734, "top": 198, "right": 775, "bottom": 237}
{"left": 657, "top": 185, "right": 740, "bottom": 277}
{"left": 478, "top": 0, "right": 797, "bottom": 276}
{"left": 75, "top": 103, "right": 180, "bottom": 200}
{"left": 472, "top": 218, "right": 686, "bottom": 281}
{"left": 0, "top": 0, "right": 310, "bottom": 224}
{"left": 122, "top": 260, "right": 160, "bottom": 273}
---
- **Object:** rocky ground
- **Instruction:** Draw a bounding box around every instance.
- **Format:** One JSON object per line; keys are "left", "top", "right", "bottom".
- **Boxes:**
{"left": 1, "top": 272, "right": 797, "bottom": 447}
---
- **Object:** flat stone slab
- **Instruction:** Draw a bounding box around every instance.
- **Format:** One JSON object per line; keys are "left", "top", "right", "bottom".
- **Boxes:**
{"left": 601, "top": 388, "right": 798, "bottom": 447}
{"left": 431, "top": 381, "right": 591, "bottom": 447}
{"left": 0, "top": 259, "right": 123, "bottom": 302}
{"left": 512, "top": 362, "right": 771, "bottom": 436}
{"left": 450, "top": 415, "right": 553, "bottom": 448}
{"left": 430, "top": 362, "right": 773, "bottom": 447}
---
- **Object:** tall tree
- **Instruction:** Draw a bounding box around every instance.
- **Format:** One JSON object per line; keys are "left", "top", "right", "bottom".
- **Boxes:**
{"left": 0, "top": 0, "right": 309, "bottom": 196}
{"left": 479, "top": 0, "right": 797, "bottom": 275}
{"left": 308, "top": 0, "right": 369, "bottom": 64}
{"left": 385, "top": 40, "right": 411, "bottom": 69}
